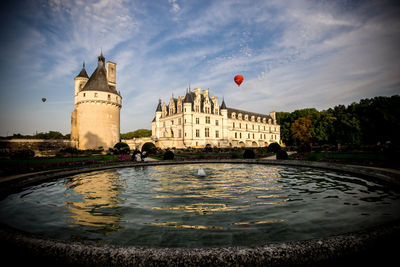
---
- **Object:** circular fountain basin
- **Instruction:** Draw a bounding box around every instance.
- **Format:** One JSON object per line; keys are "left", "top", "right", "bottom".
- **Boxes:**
{"left": 1, "top": 162, "right": 399, "bottom": 249}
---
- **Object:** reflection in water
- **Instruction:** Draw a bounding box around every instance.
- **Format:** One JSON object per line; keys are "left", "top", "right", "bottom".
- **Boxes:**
{"left": 146, "top": 203, "right": 248, "bottom": 215}
{"left": 147, "top": 221, "right": 224, "bottom": 230}
{"left": 233, "top": 219, "right": 286, "bottom": 226}
{"left": 146, "top": 164, "right": 285, "bottom": 227}
{"left": 64, "top": 170, "right": 125, "bottom": 233}
{"left": 1, "top": 163, "right": 400, "bottom": 247}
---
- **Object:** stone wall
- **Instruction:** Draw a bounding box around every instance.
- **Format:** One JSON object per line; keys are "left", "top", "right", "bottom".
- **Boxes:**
{"left": 0, "top": 139, "right": 74, "bottom": 157}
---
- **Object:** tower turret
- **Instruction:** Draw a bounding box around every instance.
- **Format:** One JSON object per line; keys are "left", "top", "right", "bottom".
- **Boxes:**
{"left": 74, "top": 62, "right": 89, "bottom": 101}
{"left": 71, "top": 53, "right": 121, "bottom": 150}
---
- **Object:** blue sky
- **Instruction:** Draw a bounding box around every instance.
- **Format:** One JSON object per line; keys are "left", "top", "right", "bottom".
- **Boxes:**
{"left": 0, "top": 0, "right": 399, "bottom": 136}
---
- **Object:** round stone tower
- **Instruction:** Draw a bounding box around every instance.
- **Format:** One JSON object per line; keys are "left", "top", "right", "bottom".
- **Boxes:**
{"left": 71, "top": 53, "right": 122, "bottom": 150}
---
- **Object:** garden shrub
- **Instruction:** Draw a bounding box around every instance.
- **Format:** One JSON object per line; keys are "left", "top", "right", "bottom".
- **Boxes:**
{"left": 12, "top": 149, "right": 35, "bottom": 159}
{"left": 276, "top": 150, "right": 288, "bottom": 160}
{"left": 163, "top": 150, "right": 174, "bottom": 160}
{"left": 243, "top": 148, "right": 255, "bottom": 159}
{"left": 141, "top": 142, "right": 156, "bottom": 154}
{"left": 113, "top": 142, "right": 130, "bottom": 155}
{"left": 204, "top": 144, "right": 213, "bottom": 152}
{"left": 267, "top": 142, "right": 281, "bottom": 153}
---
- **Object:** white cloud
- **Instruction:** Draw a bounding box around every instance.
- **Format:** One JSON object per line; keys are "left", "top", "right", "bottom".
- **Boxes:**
{"left": 1, "top": 0, "right": 400, "bottom": 135}
{"left": 168, "top": 0, "right": 180, "bottom": 13}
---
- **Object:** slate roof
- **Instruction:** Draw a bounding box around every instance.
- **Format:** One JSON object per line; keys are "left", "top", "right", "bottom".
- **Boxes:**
{"left": 227, "top": 107, "right": 271, "bottom": 121}
{"left": 220, "top": 98, "right": 227, "bottom": 109}
{"left": 156, "top": 99, "right": 162, "bottom": 112}
{"left": 159, "top": 90, "right": 270, "bottom": 120}
{"left": 184, "top": 91, "right": 195, "bottom": 103}
{"left": 76, "top": 62, "right": 89, "bottom": 78}
{"left": 81, "top": 53, "right": 116, "bottom": 93}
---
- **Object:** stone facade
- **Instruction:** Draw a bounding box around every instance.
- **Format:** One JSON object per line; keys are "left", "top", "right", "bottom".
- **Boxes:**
{"left": 152, "top": 88, "right": 280, "bottom": 149}
{"left": 71, "top": 53, "right": 122, "bottom": 150}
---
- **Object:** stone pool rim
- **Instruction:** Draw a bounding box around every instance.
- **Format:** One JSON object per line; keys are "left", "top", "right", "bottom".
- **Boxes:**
{"left": 1, "top": 159, "right": 400, "bottom": 266}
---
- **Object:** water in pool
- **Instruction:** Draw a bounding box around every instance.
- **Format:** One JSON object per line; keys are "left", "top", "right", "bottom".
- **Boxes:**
{"left": 1, "top": 163, "right": 399, "bottom": 247}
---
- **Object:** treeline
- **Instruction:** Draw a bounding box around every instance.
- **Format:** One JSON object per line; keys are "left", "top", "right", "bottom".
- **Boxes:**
{"left": 0, "top": 131, "right": 70, "bottom": 140}
{"left": 120, "top": 129, "right": 152, "bottom": 139}
{"left": 277, "top": 95, "right": 400, "bottom": 148}
{"left": 1, "top": 129, "right": 152, "bottom": 140}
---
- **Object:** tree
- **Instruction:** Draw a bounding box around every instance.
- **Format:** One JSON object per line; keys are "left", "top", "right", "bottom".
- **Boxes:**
{"left": 276, "top": 112, "right": 291, "bottom": 144}
{"left": 311, "top": 111, "right": 336, "bottom": 144}
{"left": 121, "top": 129, "right": 152, "bottom": 139}
{"left": 290, "top": 116, "right": 312, "bottom": 145}
{"left": 276, "top": 95, "right": 399, "bottom": 147}
{"left": 35, "top": 131, "right": 65, "bottom": 139}
{"left": 331, "top": 105, "right": 361, "bottom": 145}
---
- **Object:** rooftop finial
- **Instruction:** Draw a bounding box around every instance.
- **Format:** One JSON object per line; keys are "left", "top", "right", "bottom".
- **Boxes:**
{"left": 98, "top": 49, "right": 105, "bottom": 63}
{"left": 83, "top": 61, "right": 85, "bottom": 68}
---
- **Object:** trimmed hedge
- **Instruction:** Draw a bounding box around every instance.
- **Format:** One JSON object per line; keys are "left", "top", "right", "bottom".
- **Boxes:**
{"left": 243, "top": 149, "right": 255, "bottom": 159}
{"left": 267, "top": 142, "right": 281, "bottom": 153}
{"left": 113, "top": 142, "right": 130, "bottom": 155}
{"left": 163, "top": 150, "right": 174, "bottom": 160}
{"left": 276, "top": 150, "right": 288, "bottom": 160}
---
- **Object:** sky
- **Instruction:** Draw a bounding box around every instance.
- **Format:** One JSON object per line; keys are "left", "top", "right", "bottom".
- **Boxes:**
{"left": 0, "top": 0, "right": 399, "bottom": 136}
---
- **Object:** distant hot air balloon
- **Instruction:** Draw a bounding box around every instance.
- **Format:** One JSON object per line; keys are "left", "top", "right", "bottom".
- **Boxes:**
{"left": 42, "top": 98, "right": 46, "bottom": 102}
{"left": 234, "top": 75, "right": 243, "bottom": 86}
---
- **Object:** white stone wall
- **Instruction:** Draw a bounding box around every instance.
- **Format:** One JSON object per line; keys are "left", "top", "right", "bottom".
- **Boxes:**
{"left": 152, "top": 88, "right": 280, "bottom": 149}
{"left": 71, "top": 61, "right": 121, "bottom": 150}
{"left": 74, "top": 99, "right": 121, "bottom": 150}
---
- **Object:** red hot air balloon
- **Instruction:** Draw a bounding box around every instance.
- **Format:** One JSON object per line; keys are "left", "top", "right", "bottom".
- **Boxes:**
{"left": 234, "top": 75, "right": 244, "bottom": 86}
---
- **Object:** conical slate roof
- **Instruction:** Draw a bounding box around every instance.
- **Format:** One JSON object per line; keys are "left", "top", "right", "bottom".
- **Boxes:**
{"left": 183, "top": 91, "right": 195, "bottom": 103}
{"left": 76, "top": 62, "right": 89, "bottom": 78}
{"left": 220, "top": 98, "right": 227, "bottom": 109}
{"left": 156, "top": 99, "right": 162, "bottom": 112}
{"left": 82, "top": 54, "right": 114, "bottom": 93}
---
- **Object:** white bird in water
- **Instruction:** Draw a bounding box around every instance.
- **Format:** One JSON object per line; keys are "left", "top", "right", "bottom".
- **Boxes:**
{"left": 197, "top": 168, "right": 206, "bottom": 176}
